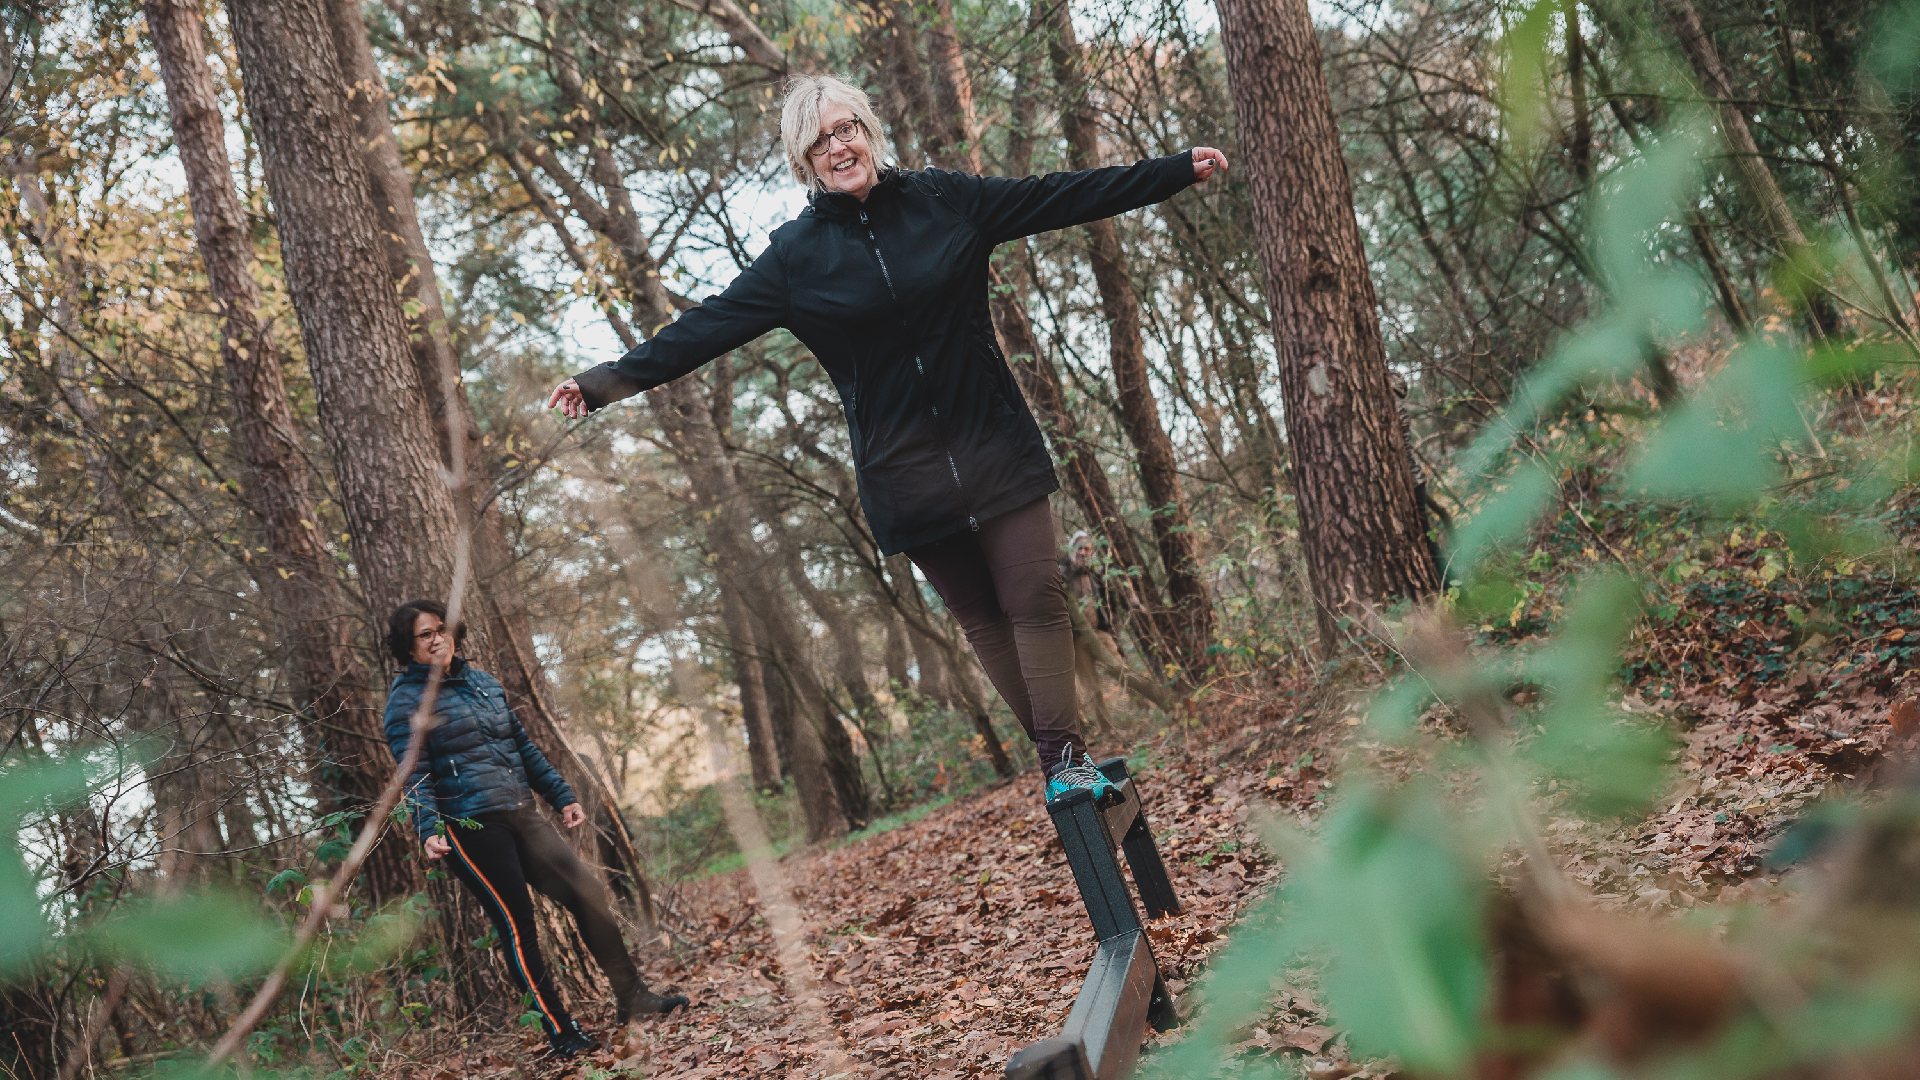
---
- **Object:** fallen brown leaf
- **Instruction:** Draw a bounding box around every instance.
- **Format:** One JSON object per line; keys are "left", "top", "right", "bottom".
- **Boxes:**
{"left": 1892, "top": 697, "right": 1920, "bottom": 736}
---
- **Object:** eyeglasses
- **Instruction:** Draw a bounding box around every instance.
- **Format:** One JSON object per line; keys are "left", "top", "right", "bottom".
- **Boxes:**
{"left": 807, "top": 119, "right": 863, "bottom": 158}
{"left": 415, "top": 626, "right": 451, "bottom": 642}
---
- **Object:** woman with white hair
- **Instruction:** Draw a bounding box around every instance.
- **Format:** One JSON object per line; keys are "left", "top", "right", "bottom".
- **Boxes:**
{"left": 549, "top": 74, "right": 1226, "bottom": 802}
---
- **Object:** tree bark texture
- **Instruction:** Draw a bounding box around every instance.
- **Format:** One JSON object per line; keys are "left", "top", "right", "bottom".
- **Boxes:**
{"left": 881, "top": 605, "right": 912, "bottom": 691}
{"left": 1042, "top": 4, "right": 1216, "bottom": 674}
{"left": 857, "top": 0, "right": 932, "bottom": 170}
{"left": 223, "top": 0, "right": 465, "bottom": 625}
{"left": 786, "top": 554, "right": 885, "bottom": 745}
{"left": 1213, "top": 0, "right": 1441, "bottom": 651}
{"left": 325, "top": 0, "right": 652, "bottom": 921}
{"left": 144, "top": 0, "right": 415, "bottom": 902}
{"left": 922, "top": 0, "right": 980, "bottom": 167}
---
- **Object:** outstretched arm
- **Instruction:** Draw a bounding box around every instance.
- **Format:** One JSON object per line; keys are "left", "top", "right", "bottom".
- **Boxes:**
{"left": 550, "top": 246, "right": 790, "bottom": 416}
{"left": 934, "top": 147, "right": 1228, "bottom": 246}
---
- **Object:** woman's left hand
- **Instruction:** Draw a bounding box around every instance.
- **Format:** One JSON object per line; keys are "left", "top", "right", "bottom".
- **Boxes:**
{"left": 1192, "top": 147, "right": 1230, "bottom": 183}
{"left": 560, "top": 803, "right": 587, "bottom": 829}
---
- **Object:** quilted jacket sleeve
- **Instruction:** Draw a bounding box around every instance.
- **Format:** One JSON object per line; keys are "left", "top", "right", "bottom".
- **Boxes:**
{"left": 383, "top": 681, "right": 441, "bottom": 842}
{"left": 929, "top": 151, "right": 1194, "bottom": 246}
{"left": 571, "top": 243, "right": 791, "bottom": 412}
{"left": 512, "top": 710, "right": 578, "bottom": 812}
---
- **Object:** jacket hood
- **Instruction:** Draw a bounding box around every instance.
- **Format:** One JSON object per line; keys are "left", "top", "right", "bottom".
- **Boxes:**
{"left": 805, "top": 167, "right": 906, "bottom": 222}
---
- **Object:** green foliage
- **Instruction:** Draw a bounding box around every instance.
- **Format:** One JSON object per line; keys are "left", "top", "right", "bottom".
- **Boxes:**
{"left": 2, "top": 756, "right": 286, "bottom": 987}
{"left": 88, "top": 893, "right": 286, "bottom": 979}
{"left": 1627, "top": 344, "right": 1807, "bottom": 504}
{"left": 1154, "top": 48, "right": 1920, "bottom": 1071}
{"left": 1286, "top": 786, "right": 1488, "bottom": 1071}
{"left": 1519, "top": 575, "right": 1673, "bottom": 818}
{"left": 0, "top": 756, "right": 90, "bottom": 976}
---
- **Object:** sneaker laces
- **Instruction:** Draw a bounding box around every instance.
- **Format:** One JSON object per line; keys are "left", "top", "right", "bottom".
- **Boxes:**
{"left": 1051, "top": 747, "right": 1108, "bottom": 790}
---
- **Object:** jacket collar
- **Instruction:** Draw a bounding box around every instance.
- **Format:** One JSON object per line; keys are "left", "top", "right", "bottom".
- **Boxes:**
{"left": 806, "top": 167, "right": 904, "bottom": 222}
{"left": 400, "top": 656, "right": 470, "bottom": 684}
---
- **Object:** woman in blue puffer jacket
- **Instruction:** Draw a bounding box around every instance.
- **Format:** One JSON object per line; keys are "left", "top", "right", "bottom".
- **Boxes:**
{"left": 383, "top": 599, "right": 686, "bottom": 1057}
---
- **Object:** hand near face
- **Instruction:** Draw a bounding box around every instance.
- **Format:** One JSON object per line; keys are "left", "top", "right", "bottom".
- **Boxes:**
{"left": 1192, "top": 147, "right": 1230, "bottom": 183}
{"left": 424, "top": 834, "right": 451, "bottom": 860}
{"left": 560, "top": 803, "right": 587, "bottom": 829}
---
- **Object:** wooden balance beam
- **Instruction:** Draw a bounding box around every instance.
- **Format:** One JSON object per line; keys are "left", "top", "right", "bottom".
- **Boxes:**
{"left": 1005, "top": 759, "right": 1180, "bottom": 1080}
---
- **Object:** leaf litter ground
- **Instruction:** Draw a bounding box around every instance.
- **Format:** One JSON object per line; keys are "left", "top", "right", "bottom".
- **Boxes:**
{"left": 380, "top": 546, "right": 1920, "bottom": 1080}
{"left": 382, "top": 734, "right": 1292, "bottom": 1080}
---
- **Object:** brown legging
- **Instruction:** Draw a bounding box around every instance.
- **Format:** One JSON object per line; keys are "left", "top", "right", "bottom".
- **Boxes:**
{"left": 906, "top": 497, "right": 1086, "bottom": 771}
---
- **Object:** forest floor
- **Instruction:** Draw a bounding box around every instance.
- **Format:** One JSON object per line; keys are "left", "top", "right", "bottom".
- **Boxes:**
{"left": 370, "top": 529, "right": 1920, "bottom": 1080}
{"left": 374, "top": 649, "right": 1913, "bottom": 1079}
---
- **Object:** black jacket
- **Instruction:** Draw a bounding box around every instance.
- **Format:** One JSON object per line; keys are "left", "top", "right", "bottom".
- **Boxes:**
{"left": 572, "top": 152, "right": 1197, "bottom": 555}
{"left": 384, "top": 658, "right": 576, "bottom": 841}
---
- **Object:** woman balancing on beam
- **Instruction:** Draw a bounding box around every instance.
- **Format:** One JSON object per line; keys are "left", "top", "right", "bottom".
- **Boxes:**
{"left": 383, "top": 600, "right": 688, "bottom": 1059}
{"left": 548, "top": 74, "right": 1227, "bottom": 802}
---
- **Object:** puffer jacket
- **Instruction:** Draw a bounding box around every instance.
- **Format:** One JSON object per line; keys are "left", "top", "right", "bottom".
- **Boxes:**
{"left": 383, "top": 658, "right": 576, "bottom": 841}
{"left": 571, "top": 152, "right": 1197, "bottom": 555}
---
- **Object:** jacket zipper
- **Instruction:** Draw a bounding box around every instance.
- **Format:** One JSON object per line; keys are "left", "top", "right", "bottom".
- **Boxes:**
{"left": 860, "top": 208, "right": 967, "bottom": 503}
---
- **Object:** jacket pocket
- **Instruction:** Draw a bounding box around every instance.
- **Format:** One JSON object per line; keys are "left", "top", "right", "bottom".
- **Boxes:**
{"left": 970, "top": 336, "right": 1023, "bottom": 433}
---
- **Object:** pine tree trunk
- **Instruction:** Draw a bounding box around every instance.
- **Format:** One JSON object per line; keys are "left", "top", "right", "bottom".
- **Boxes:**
{"left": 881, "top": 605, "right": 912, "bottom": 692}
{"left": 223, "top": 0, "right": 466, "bottom": 620}
{"left": 1213, "top": 0, "right": 1441, "bottom": 652}
{"left": 325, "top": 0, "right": 653, "bottom": 922}
{"left": 143, "top": 0, "right": 416, "bottom": 904}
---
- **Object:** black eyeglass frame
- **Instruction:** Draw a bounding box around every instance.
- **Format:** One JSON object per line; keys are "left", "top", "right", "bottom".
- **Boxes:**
{"left": 806, "top": 119, "right": 865, "bottom": 158}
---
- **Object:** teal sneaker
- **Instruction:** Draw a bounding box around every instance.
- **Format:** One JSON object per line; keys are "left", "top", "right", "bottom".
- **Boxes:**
{"left": 1044, "top": 748, "right": 1121, "bottom": 804}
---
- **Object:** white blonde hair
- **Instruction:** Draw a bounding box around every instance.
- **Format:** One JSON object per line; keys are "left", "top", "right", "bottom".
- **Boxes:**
{"left": 780, "top": 74, "right": 890, "bottom": 192}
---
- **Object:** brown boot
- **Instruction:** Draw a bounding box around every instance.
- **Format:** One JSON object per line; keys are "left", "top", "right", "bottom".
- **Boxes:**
{"left": 615, "top": 983, "right": 689, "bottom": 1024}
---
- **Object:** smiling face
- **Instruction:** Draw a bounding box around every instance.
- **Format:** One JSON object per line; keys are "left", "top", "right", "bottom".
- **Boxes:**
{"left": 814, "top": 99, "right": 877, "bottom": 201}
{"left": 410, "top": 611, "right": 453, "bottom": 667}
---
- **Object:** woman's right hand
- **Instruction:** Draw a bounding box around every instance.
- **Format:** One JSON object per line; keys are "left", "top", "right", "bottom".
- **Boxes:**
{"left": 424, "top": 835, "right": 451, "bottom": 860}
{"left": 548, "top": 377, "right": 588, "bottom": 419}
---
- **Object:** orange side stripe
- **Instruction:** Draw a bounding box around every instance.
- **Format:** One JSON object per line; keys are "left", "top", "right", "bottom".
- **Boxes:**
{"left": 445, "top": 829, "right": 562, "bottom": 1030}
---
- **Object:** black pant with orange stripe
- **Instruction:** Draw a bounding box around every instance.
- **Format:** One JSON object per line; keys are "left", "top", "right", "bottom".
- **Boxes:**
{"left": 442, "top": 804, "right": 639, "bottom": 1036}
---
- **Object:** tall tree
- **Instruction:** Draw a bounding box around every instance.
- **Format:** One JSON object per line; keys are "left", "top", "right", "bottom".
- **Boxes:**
{"left": 222, "top": 0, "right": 465, "bottom": 622}
{"left": 718, "top": 586, "right": 782, "bottom": 793}
{"left": 142, "top": 0, "right": 415, "bottom": 902}
{"left": 325, "top": 0, "right": 652, "bottom": 916}
{"left": 1213, "top": 0, "right": 1440, "bottom": 651}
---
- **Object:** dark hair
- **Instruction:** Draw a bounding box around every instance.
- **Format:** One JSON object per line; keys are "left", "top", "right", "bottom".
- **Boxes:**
{"left": 387, "top": 599, "right": 466, "bottom": 665}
